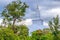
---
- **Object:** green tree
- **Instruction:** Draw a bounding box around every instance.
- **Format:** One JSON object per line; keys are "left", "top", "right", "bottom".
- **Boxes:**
{"left": 41, "top": 33, "right": 54, "bottom": 40}
{"left": 2, "top": 0, "right": 28, "bottom": 32}
{"left": 43, "top": 28, "right": 51, "bottom": 34}
{"left": 48, "top": 15, "right": 60, "bottom": 40}
{"left": 16, "top": 25, "right": 29, "bottom": 40}
{"left": 41, "top": 28, "right": 54, "bottom": 40}
{"left": 31, "top": 29, "right": 43, "bottom": 40}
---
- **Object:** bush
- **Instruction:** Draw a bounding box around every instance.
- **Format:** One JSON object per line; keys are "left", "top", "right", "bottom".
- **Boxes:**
{"left": 0, "top": 28, "right": 20, "bottom": 40}
{"left": 41, "top": 33, "right": 54, "bottom": 40}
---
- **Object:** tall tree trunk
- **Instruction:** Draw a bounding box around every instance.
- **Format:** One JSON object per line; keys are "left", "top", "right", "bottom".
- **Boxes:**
{"left": 12, "top": 18, "right": 16, "bottom": 33}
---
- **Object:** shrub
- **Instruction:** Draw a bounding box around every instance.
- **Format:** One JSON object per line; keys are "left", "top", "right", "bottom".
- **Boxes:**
{"left": 0, "top": 28, "right": 20, "bottom": 40}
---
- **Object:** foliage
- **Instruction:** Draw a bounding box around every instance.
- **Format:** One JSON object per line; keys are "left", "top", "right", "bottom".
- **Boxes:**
{"left": 0, "top": 28, "right": 20, "bottom": 40}
{"left": 17, "top": 25, "right": 29, "bottom": 40}
{"left": 31, "top": 30, "right": 43, "bottom": 40}
{"left": 43, "top": 28, "right": 51, "bottom": 34}
{"left": 41, "top": 32, "right": 54, "bottom": 40}
{"left": 1, "top": 0, "right": 28, "bottom": 32}
{"left": 48, "top": 15, "right": 60, "bottom": 40}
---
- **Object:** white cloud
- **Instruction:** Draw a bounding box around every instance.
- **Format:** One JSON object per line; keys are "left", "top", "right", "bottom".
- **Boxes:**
{"left": 16, "top": 19, "right": 32, "bottom": 26}
{"left": 43, "top": 22, "right": 48, "bottom": 27}
{"left": 41, "top": 7, "right": 60, "bottom": 18}
{"left": 24, "top": 19, "right": 32, "bottom": 26}
{"left": 46, "top": 8, "right": 60, "bottom": 17}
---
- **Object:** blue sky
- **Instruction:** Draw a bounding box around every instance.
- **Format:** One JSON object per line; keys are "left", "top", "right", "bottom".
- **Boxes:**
{"left": 0, "top": 0, "right": 60, "bottom": 33}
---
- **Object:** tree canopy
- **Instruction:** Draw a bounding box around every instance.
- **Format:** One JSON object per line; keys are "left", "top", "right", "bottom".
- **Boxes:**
{"left": 1, "top": 0, "right": 28, "bottom": 32}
